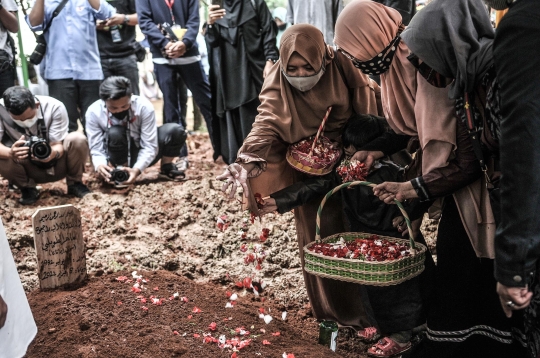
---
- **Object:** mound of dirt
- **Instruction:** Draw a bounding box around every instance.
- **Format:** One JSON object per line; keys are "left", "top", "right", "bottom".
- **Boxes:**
{"left": 26, "top": 270, "right": 342, "bottom": 358}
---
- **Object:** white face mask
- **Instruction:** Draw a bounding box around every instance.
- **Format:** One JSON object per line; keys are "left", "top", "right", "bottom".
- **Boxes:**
{"left": 12, "top": 113, "right": 39, "bottom": 129}
{"left": 282, "top": 64, "right": 326, "bottom": 92}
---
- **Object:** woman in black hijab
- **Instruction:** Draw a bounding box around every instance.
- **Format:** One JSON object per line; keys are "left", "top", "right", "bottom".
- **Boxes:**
{"left": 395, "top": 0, "right": 527, "bottom": 357}
{"left": 206, "top": 0, "right": 279, "bottom": 164}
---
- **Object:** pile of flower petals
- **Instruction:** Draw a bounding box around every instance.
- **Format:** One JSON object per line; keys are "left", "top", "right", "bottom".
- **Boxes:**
{"left": 308, "top": 235, "right": 410, "bottom": 261}
{"left": 336, "top": 159, "right": 369, "bottom": 182}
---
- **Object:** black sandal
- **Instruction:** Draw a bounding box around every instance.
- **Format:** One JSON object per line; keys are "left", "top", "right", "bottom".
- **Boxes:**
{"left": 159, "top": 163, "right": 186, "bottom": 181}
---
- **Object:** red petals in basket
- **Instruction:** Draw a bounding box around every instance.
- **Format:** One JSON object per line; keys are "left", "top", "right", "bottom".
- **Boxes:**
{"left": 308, "top": 235, "right": 410, "bottom": 262}
{"left": 336, "top": 159, "right": 369, "bottom": 183}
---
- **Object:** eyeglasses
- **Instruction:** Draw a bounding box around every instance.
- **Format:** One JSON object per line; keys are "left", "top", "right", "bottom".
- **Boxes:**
{"left": 336, "top": 45, "right": 363, "bottom": 69}
{"left": 407, "top": 53, "right": 449, "bottom": 88}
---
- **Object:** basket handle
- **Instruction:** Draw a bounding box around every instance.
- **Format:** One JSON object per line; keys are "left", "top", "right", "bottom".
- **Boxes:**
{"left": 309, "top": 106, "right": 332, "bottom": 157}
{"left": 315, "top": 181, "right": 417, "bottom": 254}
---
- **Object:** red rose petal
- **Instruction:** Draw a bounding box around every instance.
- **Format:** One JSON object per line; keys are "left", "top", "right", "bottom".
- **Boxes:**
{"left": 262, "top": 340, "right": 271, "bottom": 345}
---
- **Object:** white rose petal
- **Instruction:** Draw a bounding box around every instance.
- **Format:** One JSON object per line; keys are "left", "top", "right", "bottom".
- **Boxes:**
{"left": 230, "top": 293, "right": 238, "bottom": 301}
{"left": 259, "top": 313, "right": 265, "bottom": 319}
{"left": 264, "top": 315, "right": 273, "bottom": 324}
{"left": 225, "top": 302, "right": 234, "bottom": 308}
{"left": 219, "top": 335, "right": 226, "bottom": 344}
{"left": 282, "top": 311, "right": 287, "bottom": 320}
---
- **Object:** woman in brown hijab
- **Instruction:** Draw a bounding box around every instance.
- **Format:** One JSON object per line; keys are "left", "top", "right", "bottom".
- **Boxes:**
{"left": 218, "top": 24, "right": 381, "bottom": 330}
{"left": 334, "top": 0, "right": 522, "bottom": 357}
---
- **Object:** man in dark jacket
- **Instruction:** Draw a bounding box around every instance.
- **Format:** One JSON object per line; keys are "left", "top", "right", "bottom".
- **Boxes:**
{"left": 137, "top": 0, "right": 215, "bottom": 169}
{"left": 492, "top": 0, "right": 538, "bottom": 320}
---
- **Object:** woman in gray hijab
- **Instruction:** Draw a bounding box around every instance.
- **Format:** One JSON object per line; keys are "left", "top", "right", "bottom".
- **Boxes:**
{"left": 394, "top": 0, "right": 528, "bottom": 357}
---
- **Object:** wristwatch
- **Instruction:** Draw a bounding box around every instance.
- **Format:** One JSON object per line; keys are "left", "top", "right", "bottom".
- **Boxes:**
{"left": 123, "top": 15, "right": 130, "bottom": 25}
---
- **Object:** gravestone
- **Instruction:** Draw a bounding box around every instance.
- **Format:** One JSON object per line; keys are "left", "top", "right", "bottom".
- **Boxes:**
{"left": 32, "top": 205, "right": 87, "bottom": 289}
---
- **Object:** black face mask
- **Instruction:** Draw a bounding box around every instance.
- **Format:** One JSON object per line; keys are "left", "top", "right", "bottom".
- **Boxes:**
{"left": 339, "top": 35, "right": 402, "bottom": 76}
{"left": 277, "top": 23, "right": 287, "bottom": 31}
{"left": 407, "top": 53, "right": 450, "bottom": 88}
{"left": 112, "top": 109, "right": 130, "bottom": 120}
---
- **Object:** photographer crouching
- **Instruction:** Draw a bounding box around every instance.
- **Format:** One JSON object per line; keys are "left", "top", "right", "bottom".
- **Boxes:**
{"left": 86, "top": 76, "right": 187, "bottom": 186}
{"left": 0, "top": 86, "right": 91, "bottom": 204}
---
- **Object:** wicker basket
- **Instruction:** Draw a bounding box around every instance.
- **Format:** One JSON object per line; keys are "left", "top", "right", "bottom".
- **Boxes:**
{"left": 303, "top": 181, "right": 427, "bottom": 286}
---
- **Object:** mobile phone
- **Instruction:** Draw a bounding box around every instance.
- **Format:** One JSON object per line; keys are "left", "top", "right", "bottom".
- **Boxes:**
{"left": 211, "top": 0, "right": 223, "bottom": 8}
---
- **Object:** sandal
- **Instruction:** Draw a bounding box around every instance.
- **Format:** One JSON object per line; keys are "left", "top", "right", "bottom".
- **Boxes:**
{"left": 159, "top": 162, "right": 186, "bottom": 181}
{"left": 358, "top": 327, "right": 381, "bottom": 343}
{"left": 367, "top": 337, "right": 411, "bottom": 358}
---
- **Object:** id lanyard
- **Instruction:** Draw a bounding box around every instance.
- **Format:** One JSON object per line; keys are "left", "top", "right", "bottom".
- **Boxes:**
{"left": 106, "top": 109, "right": 134, "bottom": 167}
{"left": 164, "top": 0, "right": 176, "bottom": 25}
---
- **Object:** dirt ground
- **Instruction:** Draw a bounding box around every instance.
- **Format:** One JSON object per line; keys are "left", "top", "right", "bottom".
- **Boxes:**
{"left": 2, "top": 133, "right": 398, "bottom": 358}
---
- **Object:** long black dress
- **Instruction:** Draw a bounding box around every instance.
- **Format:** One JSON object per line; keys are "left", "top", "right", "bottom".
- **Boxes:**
{"left": 205, "top": 0, "right": 278, "bottom": 164}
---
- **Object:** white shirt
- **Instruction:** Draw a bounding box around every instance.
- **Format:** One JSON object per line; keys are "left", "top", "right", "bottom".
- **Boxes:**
{"left": 0, "top": 95, "right": 69, "bottom": 144}
{"left": 0, "top": 218, "right": 38, "bottom": 358}
{"left": 0, "top": 0, "right": 19, "bottom": 61}
{"left": 85, "top": 95, "right": 158, "bottom": 172}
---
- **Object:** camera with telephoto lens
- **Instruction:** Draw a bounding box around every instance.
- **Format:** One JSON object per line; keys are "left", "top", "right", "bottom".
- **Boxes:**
{"left": 30, "top": 34, "right": 47, "bottom": 65}
{"left": 110, "top": 167, "right": 129, "bottom": 183}
{"left": 24, "top": 136, "right": 51, "bottom": 160}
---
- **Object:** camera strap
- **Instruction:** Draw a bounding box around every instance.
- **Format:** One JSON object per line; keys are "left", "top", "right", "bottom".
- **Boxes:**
{"left": 42, "top": 0, "right": 70, "bottom": 35}
{"left": 105, "top": 108, "right": 134, "bottom": 167}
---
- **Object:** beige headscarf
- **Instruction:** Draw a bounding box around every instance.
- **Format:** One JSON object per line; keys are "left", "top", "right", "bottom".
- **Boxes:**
{"left": 237, "top": 23, "right": 381, "bottom": 198}
{"left": 334, "top": 0, "right": 495, "bottom": 258}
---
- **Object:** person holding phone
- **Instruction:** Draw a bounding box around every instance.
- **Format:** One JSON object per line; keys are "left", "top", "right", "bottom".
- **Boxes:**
{"left": 206, "top": 0, "right": 278, "bottom": 164}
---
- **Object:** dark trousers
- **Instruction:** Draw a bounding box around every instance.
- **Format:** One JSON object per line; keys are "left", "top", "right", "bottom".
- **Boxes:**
{"left": 154, "top": 61, "right": 215, "bottom": 153}
{"left": 107, "top": 123, "right": 187, "bottom": 168}
{"left": 101, "top": 55, "right": 140, "bottom": 96}
{"left": 0, "top": 66, "right": 15, "bottom": 96}
{"left": 48, "top": 79, "right": 101, "bottom": 132}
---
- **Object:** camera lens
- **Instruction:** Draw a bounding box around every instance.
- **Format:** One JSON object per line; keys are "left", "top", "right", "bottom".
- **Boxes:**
{"left": 111, "top": 169, "right": 129, "bottom": 183}
{"left": 32, "top": 142, "right": 52, "bottom": 159}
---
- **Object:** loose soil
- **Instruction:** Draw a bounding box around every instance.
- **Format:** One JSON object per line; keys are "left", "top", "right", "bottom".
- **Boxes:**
{"left": 2, "top": 134, "right": 381, "bottom": 358}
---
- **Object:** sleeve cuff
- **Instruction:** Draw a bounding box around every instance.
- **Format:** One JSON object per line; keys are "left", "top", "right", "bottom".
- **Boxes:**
{"left": 93, "top": 156, "right": 108, "bottom": 171}
{"left": 182, "top": 38, "right": 193, "bottom": 49}
{"left": 133, "top": 162, "right": 147, "bottom": 172}
{"left": 494, "top": 263, "right": 535, "bottom": 288}
{"left": 410, "top": 177, "right": 431, "bottom": 201}
{"left": 236, "top": 153, "right": 266, "bottom": 176}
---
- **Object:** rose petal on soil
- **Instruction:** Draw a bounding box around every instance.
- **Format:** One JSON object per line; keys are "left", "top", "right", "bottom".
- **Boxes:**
{"left": 282, "top": 354, "right": 295, "bottom": 358}
{"left": 272, "top": 332, "right": 281, "bottom": 336}
{"left": 188, "top": 315, "right": 193, "bottom": 319}
{"left": 117, "top": 301, "right": 122, "bottom": 306}
{"left": 235, "top": 282, "right": 244, "bottom": 288}
{"left": 263, "top": 315, "right": 273, "bottom": 324}
{"left": 173, "top": 331, "right": 179, "bottom": 335}
{"left": 258, "top": 307, "right": 265, "bottom": 314}
{"left": 282, "top": 312, "right": 287, "bottom": 320}
{"left": 208, "top": 322, "right": 217, "bottom": 331}
{"left": 116, "top": 276, "right": 129, "bottom": 282}
{"left": 262, "top": 340, "right": 271, "bottom": 345}
{"left": 192, "top": 307, "right": 202, "bottom": 313}
{"left": 260, "top": 328, "right": 266, "bottom": 333}
{"left": 140, "top": 298, "right": 147, "bottom": 303}
{"left": 141, "top": 306, "right": 148, "bottom": 311}
{"left": 226, "top": 291, "right": 232, "bottom": 298}
{"left": 181, "top": 296, "right": 189, "bottom": 302}
{"left": 229, "top": 293, "right": 238, "bottom": 301}
{"left": 231, "top": 353, "right": 238, "bottom": 358}
{"left": 225, "top": 302, "right": 233, "bottom": 308}
{"left": 193, "top": 333, "right": 200, "bottom": 338}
